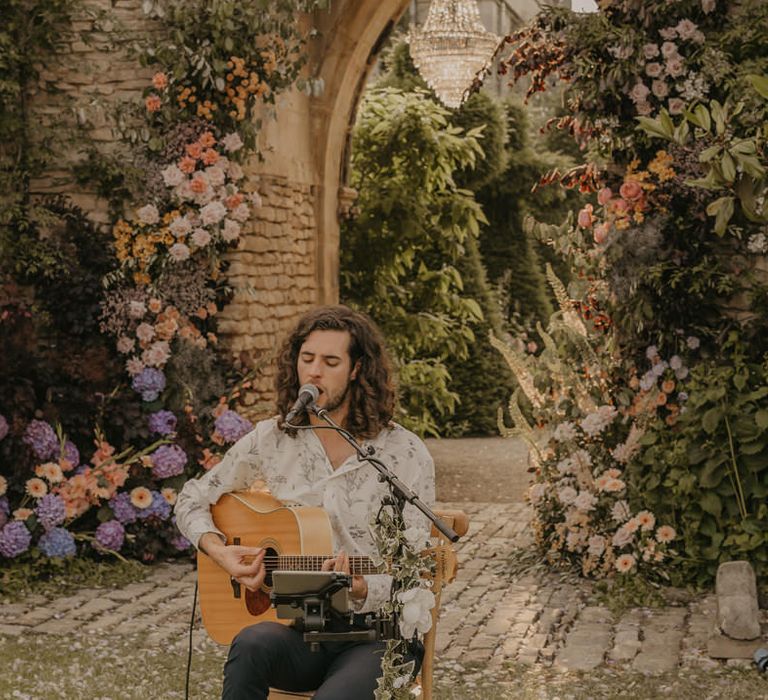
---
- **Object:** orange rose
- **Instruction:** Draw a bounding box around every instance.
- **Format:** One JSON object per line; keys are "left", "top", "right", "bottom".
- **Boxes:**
{"left": 186, "top": 142, "right": 203, "bottom": 159}
{"left": 199, "top": 131, "right": 216, "bottom": 148}
{"left": 179, "top": 156, "right": 197, "bottom": 174}
{"left": 145, "top": 94, "right": 162, "bottom": 112}
{"left": 152, "top": 72, "right": 168, "bottom": 90}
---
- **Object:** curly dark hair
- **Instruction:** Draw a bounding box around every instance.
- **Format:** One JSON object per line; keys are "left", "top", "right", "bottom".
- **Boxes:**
{"left": 276, "top": 305, "right": 396, "bottom": 438}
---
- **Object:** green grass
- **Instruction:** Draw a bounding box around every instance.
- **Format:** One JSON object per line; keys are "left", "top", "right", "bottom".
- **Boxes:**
{"left": 1, "top": 633, "right": 766, "bottom": 699}
{"left": 0, "top": 556, "right": 150, "bottom": 603}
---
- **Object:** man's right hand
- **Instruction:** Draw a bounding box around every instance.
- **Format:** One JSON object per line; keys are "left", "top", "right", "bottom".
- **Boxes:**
{"left": 199, "top": 533, "right": 266, "bottom": 591}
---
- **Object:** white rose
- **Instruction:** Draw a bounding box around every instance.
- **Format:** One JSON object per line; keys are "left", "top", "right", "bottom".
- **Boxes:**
{"left": 135, "top": 322, "right": 155, "bottom": 343}
{"left": 128, "top": 300, "right": 147, "bottom": 319}
{"left": 137, "top": 204, "right": 159, "bottom": 225}
{"left": 231, "top": 202, "right": 250, "bottom": 222}
{"left": 221, "top": 132, "right": 244, "bottom": 152}
{"left": 200, "top": 201, "right": 227, "bottom": 226}
{"left": 227, "top": 161, "right": 244, "bottom": 181}
{"left": 161, "top": 164, "right": 185, "bottom": 187}
{"left": 557, "top": 486, "right": 577, "bottom": 506}
{"left": 168, "top": 242, "right": 191, "bottom": 262}
{"left": 397, "top": 587, "right": 435, "bottom": 639}
{"left": 169, "top": 215, "right": 192, "bottom": 238}
{"left": 116, "top": 336, "right": 135, "bottom": 354}
{"left": 142, "top": 341, "right": 171, "bottom": 367}
{"left": 206, "top": 165, "right": 226, "bottom": 187}
{"left": 221, "top": 218, "right": 241, "bottom": 242}
{"left": 191, "top": 228, "right": 212, "bottom": 247}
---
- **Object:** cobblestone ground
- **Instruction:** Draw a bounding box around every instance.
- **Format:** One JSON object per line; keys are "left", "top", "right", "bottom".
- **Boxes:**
{"left": 2, "top": 500, "right": 762, "bottom": 686}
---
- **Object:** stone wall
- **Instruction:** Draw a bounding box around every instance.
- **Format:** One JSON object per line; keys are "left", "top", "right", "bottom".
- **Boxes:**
{"left": 219, "top": 176, "right": 317, "bottom": 409}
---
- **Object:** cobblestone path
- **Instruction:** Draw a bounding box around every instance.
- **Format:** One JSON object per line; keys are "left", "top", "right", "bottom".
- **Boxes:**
{"left": 2, "top": 500, "right": 760, "bottom": 681}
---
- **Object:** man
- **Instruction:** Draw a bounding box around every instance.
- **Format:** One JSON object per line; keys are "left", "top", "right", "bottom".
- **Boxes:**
{"left": 175, "top": 305, "right": 435, "bottom": 700}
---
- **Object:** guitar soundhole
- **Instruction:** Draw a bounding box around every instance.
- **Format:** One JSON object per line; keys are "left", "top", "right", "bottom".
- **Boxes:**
{"left": 263, "top": 546, "right": 278, "bottom": 587}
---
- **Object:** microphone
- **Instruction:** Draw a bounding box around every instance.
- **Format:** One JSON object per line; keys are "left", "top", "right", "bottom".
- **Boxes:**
{"left": 285, "top": 384, "right": 320, "bottom": 423}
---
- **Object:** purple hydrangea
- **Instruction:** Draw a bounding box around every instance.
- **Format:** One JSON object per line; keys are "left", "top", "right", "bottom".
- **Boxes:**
{"left": 148, "top": 410, "right": 177, "bottom": 435}
{"left": 23, "top": 419, "right": 59, "bottom": 460}
{"left": 0, "top": 497, "right": 8, "bottom": 529}
{"left": 35, "top": 493, "right": 66, "bottom": 531}
{"left": 150, "top": 444, "right": 187, "bottom": 479}
{"left": 0, "top": 521, "right": 32, "bottom": 558}
{"left": 110, "top": 492, "right": 138, "bottom": 524}
{"left": 63, "top": 440, "right": 79, "bottom": 467}
{"left": 214, "top": 410, "right": 253, "bottom": 443}
{"left": 131, "top": 367, "right": 166, "bottom": 402}
{"left": 0, "top": 414, "right": 8, "bottom": 441}
{"left": 94, "top": 520, "right": 125, "bottom": 552}
{"left": 171, "top": 533, "right": 191, "bottom": 551}
{"left": 136, "top": 491, "right": 172, "bottom": 521}
{"left": 38, "top": 527, "right": 76, "bottom": 558}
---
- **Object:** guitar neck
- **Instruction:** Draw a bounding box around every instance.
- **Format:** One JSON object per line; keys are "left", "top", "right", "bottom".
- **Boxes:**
{"left": 267, "top": 555, "right": 378, "bottom": 575}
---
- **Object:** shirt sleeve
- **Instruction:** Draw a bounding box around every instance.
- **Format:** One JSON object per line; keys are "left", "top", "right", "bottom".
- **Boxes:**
{"left": 174, "top": 427, "right": 265, "bottom": 549}
{"left": 356, "top": 436, "right": 436, "bottom": 613}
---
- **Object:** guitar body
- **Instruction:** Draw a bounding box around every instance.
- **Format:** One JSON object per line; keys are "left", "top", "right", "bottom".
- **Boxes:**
{"left": 197, "top": 490, "right": 334, "bottom": 645}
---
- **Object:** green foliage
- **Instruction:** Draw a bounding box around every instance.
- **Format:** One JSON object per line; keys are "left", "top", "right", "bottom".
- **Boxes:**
{"left": 628, "top": 335, "right": 768, "bottom": 587}
{"left": 0, "top": 0, "right": 91, "bottom": 226}
{"left": 340, "top": 87, "right": 486, "bottom": 436}
{"left": 129, "top": 0, "right": 327, "bottom": 153}
{"left": 442, "top": 237, "right": 516, "bottom": 436}
{"left": 0, "top": 200, "right": 127, "bottom": 483}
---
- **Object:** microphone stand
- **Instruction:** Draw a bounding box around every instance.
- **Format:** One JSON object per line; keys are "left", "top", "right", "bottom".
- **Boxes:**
{"left": 310, "top": 405, "right": 461, "bottom": 544}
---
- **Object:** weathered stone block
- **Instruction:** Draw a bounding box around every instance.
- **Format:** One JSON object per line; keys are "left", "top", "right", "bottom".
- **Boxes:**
{"left": 715, "top": 560, "right": 761, "bottom": 640}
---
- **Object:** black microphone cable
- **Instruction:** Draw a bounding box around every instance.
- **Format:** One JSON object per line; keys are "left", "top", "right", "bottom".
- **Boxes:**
{"left": 185, "top": 579, "right": 198, "bottom": 700}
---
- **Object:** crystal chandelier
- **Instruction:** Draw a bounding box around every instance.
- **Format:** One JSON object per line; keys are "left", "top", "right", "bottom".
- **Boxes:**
{"left": 409, "top": 0, "right": 500, "bottom": 109}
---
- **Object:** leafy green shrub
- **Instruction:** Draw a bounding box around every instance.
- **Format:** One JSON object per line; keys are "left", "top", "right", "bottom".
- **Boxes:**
{"left": 340, "top": 87, "right": 486, "bottom": 436}
{"left": 629, "top": 335, "right": 768, "bottom": 588}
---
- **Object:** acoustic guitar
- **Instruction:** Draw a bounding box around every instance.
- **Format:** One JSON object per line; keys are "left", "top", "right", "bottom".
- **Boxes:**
{"left": 196, "top": 490, "right": 379, "bottom": 645}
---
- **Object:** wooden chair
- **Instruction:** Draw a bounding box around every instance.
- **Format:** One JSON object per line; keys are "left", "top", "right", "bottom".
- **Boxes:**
{"left": 270, "top": 509, "right": 470, "bottom": 700}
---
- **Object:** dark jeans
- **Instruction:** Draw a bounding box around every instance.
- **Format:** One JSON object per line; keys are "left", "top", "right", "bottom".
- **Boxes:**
{"left": 222, "top": 620, "right": 391, "bottom": 700}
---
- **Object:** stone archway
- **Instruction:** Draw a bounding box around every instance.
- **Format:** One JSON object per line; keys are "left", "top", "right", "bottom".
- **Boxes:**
{"left": 309, "top": 1, "right": 410, "bottom": 305}
{"left": 220, "top": 0, "right": 409, "bottom": 405}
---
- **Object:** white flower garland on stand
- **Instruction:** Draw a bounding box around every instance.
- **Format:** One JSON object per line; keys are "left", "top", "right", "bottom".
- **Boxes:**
{"left": 372, "top": 508, "right": 435, "bottom": 699}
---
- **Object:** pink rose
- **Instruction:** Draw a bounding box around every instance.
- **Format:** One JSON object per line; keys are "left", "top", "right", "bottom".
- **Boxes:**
{"left": 636, "top": 101, "right": 652, "bottom": 116}
{"left": 645, "top": 62, "right": 663, "bottom": 78}
{"left": 629, "top": 81, "right": 650, "bottom": 103}
{"left": 661, "top": 41, "right": 679, "bottom": 59}
{"left": 578, "top": 204, "right": 594, "bottom": 229}
{"left": 675, "top": 19, "right": 698, "bottom": 41}
{"left": 593, "top": 223, "right": 610, "bottom": 244}
{"left": 643, "top": 43, "right": 659, "bottom": 59}
{"left": 597, "top": 187, "right": 613, "bottom": 206}
{"left": 652, "top": 79, "right": 669, "bottom": 98}
{"left": 668, "top": 98, "right": 685, "bottom": 115}
{"left": 666, "top": 57, "right": 685, "bottom": 78}
{"left": 619, "top": 180, "right": 643, "bottom": 201}
{"left": 612, "top": 198, "right": 630, "bottom": 215}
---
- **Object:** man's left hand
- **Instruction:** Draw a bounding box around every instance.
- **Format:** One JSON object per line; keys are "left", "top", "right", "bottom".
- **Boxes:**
{"left": 321, "top": 550, "right": 368, "bottom": 601}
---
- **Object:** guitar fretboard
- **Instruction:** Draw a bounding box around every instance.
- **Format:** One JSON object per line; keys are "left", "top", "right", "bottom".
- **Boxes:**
{"left": 263, "top": 555, "right": 378, "bottom": 575}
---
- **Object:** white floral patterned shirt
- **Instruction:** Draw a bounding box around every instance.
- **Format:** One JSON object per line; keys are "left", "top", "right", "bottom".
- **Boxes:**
{"left": 175, "top": 417, "right": 435, "bottom": 613}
